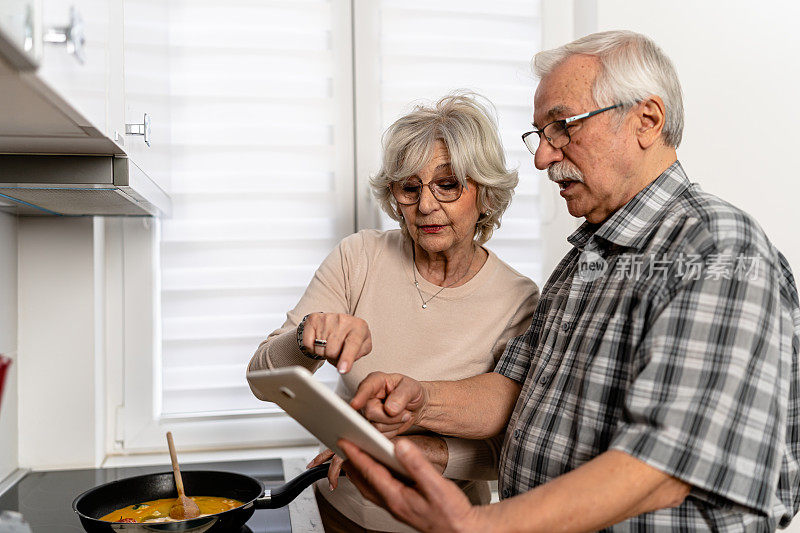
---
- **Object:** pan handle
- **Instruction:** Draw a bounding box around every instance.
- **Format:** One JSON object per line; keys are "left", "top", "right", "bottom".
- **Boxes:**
{"left": 255, "top": 463, "right": 344, "bottom": 509}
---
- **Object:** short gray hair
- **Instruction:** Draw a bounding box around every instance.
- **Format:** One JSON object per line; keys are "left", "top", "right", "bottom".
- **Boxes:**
{"left": 534, "top": 30, "right": 684, "bottom": 148}
{"left": 370, "top": 91, "right": 518, "bottom": 244}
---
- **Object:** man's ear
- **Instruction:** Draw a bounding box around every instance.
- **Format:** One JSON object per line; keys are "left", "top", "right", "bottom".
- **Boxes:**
{"left": 635, "top": 96, "right": 666, "bottom": 149}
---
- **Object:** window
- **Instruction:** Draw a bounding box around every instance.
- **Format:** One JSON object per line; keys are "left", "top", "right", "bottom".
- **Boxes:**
{"left": 113, "top": 0, "right": 543, "bottom": 453}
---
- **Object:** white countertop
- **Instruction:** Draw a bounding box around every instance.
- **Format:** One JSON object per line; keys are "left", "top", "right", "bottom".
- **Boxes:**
{"left": 283, "top": 457, "right": 324, "bottom": 532}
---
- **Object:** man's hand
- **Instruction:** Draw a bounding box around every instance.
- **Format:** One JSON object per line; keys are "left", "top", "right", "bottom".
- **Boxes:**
{"left": 339, "top": 438, "right": 484, "bottom": 533}
{"left": 351, "top": 371, "right": 522, "bottom": 440}
{"left": 340, "top": 440, "right": 691, "bottom": 533}
{"left": 350, "top": 372, "right": 428, "bottom": 438}
{"left": 306, "top": 435, "right": 448, "bottom": 491}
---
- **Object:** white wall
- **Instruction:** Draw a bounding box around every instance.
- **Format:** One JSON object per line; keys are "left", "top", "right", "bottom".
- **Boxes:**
{"left": 0, "top": 211, "right": 18, "bottom": 482}
{"left": 592, "top": 0, "right": 800, "bottom": 274}
{"left": 17, "top": 217, "right": 102, "bottom": 469}
{"left": 538, "top": 1, "right": 585, "bottom": 276}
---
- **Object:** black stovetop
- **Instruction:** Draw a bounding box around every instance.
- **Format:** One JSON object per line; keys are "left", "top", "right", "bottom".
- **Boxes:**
{"left": 0, "top": 458, "right": 292, "bottom": 532}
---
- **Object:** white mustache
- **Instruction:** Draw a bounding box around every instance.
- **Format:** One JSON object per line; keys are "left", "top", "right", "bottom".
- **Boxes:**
{"left": 548, "top": 162, "right": 585, "bottom": 184}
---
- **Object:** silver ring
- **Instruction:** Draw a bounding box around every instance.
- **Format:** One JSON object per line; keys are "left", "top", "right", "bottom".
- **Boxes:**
{"left": 313, "top": 339, "right": 327, "bottom": 347}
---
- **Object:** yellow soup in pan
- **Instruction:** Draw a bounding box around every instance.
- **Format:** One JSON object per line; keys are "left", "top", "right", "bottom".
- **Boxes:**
{"left": 100, "top": 496, "right": 243, "bottom": 523}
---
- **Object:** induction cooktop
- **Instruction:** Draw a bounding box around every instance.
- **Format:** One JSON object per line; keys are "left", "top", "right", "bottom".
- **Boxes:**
{"left": 0, "top": 458, "right": 292, "bottom": 532}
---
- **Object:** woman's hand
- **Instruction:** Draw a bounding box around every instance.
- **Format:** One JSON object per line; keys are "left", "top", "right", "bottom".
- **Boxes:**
{"left": 307, "top": 448, "right": 346, "bottom": 490}
{"left": 301, "top": 313, "right": 372, "bottom": 373}
{"left": 393, "top": 435, "right": 448, "bottom": 474}
{"left": 307, "top": 435, "right": 448, "bottom": 492}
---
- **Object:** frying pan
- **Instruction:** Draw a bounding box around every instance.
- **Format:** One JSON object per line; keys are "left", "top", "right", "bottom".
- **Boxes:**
{"left": 72, "top": 464, "right": 334, "bottom": 532}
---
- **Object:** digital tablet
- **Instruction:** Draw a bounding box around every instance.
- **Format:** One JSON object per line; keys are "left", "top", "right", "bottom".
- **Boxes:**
{"left": 247, "top": 366, "right": 409, "bottom": 477}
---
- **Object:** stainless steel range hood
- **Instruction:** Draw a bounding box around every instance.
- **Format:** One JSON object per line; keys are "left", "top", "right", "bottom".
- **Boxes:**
{"left": 0, "top": 8, "right": 171, "bottom": 218}
{"left": 0, "top": 154, "right": 171, "bottom": 216}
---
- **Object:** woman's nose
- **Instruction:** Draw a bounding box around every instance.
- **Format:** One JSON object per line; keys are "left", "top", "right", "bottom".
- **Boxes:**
{"left": 417, "top": 184, "right": 440, "bottom": 213}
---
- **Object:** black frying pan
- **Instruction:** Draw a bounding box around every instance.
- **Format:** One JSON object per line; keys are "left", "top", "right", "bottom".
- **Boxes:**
{"left": 72, "top": 464, "right": 333, "bottom": 532}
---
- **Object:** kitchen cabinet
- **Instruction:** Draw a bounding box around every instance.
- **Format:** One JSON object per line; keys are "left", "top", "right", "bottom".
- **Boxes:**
{"left": 0, "top": 0, "right": 38, "bottom": 70}
{"left": 122, "top": 0, "right": 170, "bottom": 190}
{"left": 0, "top": 0, "right": 170, "bottom": 217}
{"left": 37, "top": 0, "right": 125, "bottom": 145}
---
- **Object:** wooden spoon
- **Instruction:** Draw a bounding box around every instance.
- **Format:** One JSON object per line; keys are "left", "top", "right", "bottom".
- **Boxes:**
{"left": 166, "top": 431, "right": 201, "bottom": 520}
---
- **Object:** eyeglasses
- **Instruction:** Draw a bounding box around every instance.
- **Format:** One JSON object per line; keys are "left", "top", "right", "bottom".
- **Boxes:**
{"left": 521, "top": 104, "right": 621, "bottom": 155}
{"left": 390, "top": 175, "right": 465, "bottom": 205}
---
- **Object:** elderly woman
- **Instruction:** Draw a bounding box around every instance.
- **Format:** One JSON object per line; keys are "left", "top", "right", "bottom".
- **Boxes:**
{"left": 248, "top": 92, "right": 538, "bottom": 533}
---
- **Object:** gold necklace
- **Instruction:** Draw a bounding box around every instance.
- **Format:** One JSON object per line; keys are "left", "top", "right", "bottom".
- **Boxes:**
{"left": 412, "top": 245, "right": 477, "bottom": 309}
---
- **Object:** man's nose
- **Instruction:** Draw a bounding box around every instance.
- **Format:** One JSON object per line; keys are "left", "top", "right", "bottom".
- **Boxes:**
{"left": 534, "top": 139, "right": 564, "bottom": 170}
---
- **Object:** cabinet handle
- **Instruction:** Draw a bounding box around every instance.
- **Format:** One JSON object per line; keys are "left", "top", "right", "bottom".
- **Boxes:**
{"left": 43, "top": 6, "right": 86, "bottom": 64}
{"left": 23, "top": 4, "right": 35, "bottom": 53}
{"left": 126, "top": 113, "right": 152, "bottom": 147}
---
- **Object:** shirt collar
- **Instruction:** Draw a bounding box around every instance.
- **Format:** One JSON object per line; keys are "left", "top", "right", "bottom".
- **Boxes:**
{"left": 567, "top": 161, "right": 690, "bottom": 251}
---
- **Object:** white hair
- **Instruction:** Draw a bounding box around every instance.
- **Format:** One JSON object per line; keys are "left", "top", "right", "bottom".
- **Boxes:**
{"left": 370, "top": 91, "right": 518, "bottom": 244}
{"left": 534, "top": 30, "right": 684, "bottom": 148}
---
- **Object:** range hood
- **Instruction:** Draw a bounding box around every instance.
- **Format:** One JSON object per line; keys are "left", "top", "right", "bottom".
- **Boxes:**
{"left": 0, "top": 154, "right": 170, "bottom": 216}
{"left": 0, "top": 9, "right": 171, "bottom": 218}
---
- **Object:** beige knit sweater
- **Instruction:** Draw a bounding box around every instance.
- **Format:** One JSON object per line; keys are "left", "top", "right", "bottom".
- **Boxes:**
{"left": 248, "top": 229, "right": 538, "bottom": 532}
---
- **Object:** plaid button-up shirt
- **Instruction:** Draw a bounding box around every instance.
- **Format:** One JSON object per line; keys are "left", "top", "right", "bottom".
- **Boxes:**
{"left": 496, "top": 162, "right": 800, "bottom": 531}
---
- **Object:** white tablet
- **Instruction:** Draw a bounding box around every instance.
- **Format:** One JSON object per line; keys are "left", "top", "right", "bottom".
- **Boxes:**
{"left": 247, "top": 366, "right": 409, "bottom": 477}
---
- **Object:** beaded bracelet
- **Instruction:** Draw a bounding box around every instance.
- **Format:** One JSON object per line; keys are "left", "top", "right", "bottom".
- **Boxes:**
{"left": 296, "top": 313, "right": 325, "bottom": 360}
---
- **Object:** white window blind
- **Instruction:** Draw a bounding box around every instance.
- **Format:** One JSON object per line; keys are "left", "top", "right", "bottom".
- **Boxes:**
{"left": 362, "top": 0, "right": 544, "bottom": 283}
{"left": 158, "top": 0, "right": 353, "bottom": 421}
{"left": 117, "top": 0, "right": 543, "bottom": 452}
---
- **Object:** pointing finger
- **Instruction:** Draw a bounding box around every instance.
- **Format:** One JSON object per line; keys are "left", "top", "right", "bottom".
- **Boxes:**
{"left": 337, "top": 332, "right": 361, "bottom": 374}
{"left": 350, "top": 373, "right": 390, "bottom": 411}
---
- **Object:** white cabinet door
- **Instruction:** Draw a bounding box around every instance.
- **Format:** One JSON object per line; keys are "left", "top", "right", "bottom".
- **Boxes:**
{"left": 37, "top": 0, "right": 124, "bottom": 140}
{"left": 122, "top": 0, "right": 170, "bottom": 191}
{"left": 0, "top": 0, "right": 39, "bottom": 67}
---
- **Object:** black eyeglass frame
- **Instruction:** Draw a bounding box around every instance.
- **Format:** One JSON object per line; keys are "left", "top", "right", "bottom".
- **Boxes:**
{"left": 389, "top": 175, "right": 467, "bottom": 206}
{"left": 521, "top": 103, "right": 622, "bottom": 154}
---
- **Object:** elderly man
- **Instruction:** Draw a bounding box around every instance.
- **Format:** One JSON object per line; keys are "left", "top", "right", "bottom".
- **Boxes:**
{"left": 337, "top": 30, "right": 800, "bottom": 532}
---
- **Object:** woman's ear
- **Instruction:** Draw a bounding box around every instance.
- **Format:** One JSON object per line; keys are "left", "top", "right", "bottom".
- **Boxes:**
{"left": 635, "top": 96, "right": 667, "bottom": 149}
